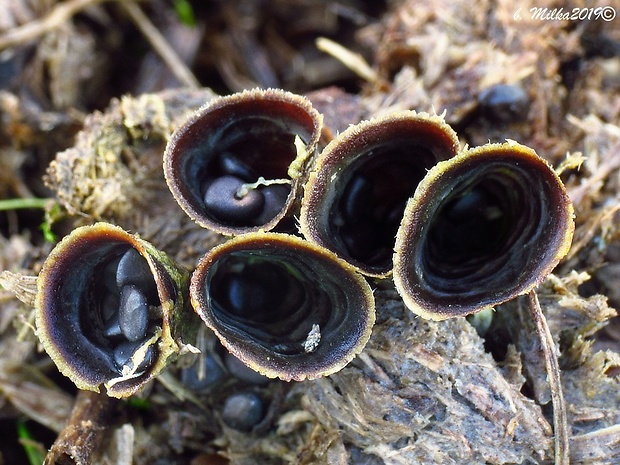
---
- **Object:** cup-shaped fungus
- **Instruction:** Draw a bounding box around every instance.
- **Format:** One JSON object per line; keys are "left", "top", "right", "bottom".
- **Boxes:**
{"left": 190, "top": 232, "right": 375, "bottom": 381}
{"left": 35, "top": 223, "right": 196, "bottom": 398}
{"left": 300, "top": 111, "right": 459, "bottom": 277}
{"left": 164, "top": 88, "right": 323, "bottom": 235}
{"left": 393, "top": 141, "right": 574, "bottom": 320}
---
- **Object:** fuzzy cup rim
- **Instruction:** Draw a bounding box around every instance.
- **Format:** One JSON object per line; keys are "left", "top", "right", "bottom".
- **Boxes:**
{"left": 163, "top": 88, "right": 324, "bottom": 236}
{"left": 393, "top": 141, "right": 575, "bottom": 321}
{"left": 189, "top": 232, "right": 376, "bottom": 381}
{"left": 34, "top": 222, "right": 188, "bottom": 398}
{"left": 300, "top": 110, "right": 460, "bottom": 278}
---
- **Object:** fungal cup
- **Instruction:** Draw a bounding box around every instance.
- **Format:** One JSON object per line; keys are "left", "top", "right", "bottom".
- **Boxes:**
{"left": 35, "top": 223, "right": 197, "bottom": 398}
{"left": 190, "top": 232, "right": 376, "bottom": 381}
{"left": 164, "top": 88, "right": 323, "bottom": 235}
{"left": 32, "top": 89, "right": 576, "bottom": 399}
{"left": 393, "top": 141, "right": 575, "bottom": 320}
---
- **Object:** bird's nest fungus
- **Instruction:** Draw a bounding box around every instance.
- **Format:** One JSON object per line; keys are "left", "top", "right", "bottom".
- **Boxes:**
{"left": 0, "top": 1, "right": 619, "bottom": 465}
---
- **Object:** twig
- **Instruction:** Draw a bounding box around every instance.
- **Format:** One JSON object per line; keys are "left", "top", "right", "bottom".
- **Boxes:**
{"left": 528, "top": 290, "right": 569, "bottom": 465}
{"left": 44, "top": 390, "right": 119, "bottom": 465}
{"left": 121, "top": 2, "right": 200, "bottom": 89}
{"left": 315, "top": 36, "right": 379, "bottom": 83}
{"left": 0, "top": 0, "right": 109, "bottom": 51}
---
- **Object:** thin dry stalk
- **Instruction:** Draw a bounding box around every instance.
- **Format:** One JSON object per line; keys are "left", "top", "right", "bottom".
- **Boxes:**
{"left": 0, "top": 0, "right": 109, "bottom": 51}
{"left": 315, "top": 36, "right": 379, "bottom": 84}
{"left": 0, "top": 271, "right": 37, "bottom": 307}
{"left": 528, "top": 290, "right": 569, "bottom": 465}
{"left": 121, "top": 2, "right": 200, "bottom": 89}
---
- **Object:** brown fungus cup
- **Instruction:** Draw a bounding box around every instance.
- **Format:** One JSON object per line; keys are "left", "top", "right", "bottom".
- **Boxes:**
{"left": 393, "top": 141, "right": 575, "bottom": 321}
{"left": 164, "top": 88, "right": 323, "bottom": 235}
{"left": 35, "top": 223, "right": 197, "bottom": 398}
{"left": 190, "top": 232, "right": 375, "bottom": 381}
{"left": 300, "top": 111, "right": 459, "bottom": 278}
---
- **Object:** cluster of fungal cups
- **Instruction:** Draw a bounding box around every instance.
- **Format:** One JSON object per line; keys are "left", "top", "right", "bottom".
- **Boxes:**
{"left": 34, "top": 88, "right": 574, "bottom": 398}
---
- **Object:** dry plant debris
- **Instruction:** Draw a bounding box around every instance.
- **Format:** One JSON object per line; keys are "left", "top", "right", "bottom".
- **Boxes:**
{"left": 0, "top": 0, "right": 619, "bottom": 464}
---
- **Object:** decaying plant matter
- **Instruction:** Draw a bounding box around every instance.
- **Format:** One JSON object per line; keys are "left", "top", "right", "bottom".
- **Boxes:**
{"left": 0, "top": 0, "right": 619, "bottom": 464}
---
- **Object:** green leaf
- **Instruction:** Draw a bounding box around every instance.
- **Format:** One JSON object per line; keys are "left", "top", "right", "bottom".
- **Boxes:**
{"left": 0, "top": 198, "right": 51, "bottom": 211}
{"left": 17, "top": 419, "right": 47, "bottom": 465}
{"left": 125, "top": 396, "right": 152, "bottom": 411}
{"left": 40, "top": 201, "right": 62, "bottom": 243}
{"left": 174, "top": 0, "right": 196, "bottom": 27}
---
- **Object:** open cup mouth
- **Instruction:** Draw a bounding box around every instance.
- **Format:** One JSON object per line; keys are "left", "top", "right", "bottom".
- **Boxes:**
{"left": 190, "top": 232, "right": 375, "bottom": 382}
{"left": 300, "top": 111, "right": 460, "bottom": 278}
{"left": 164, "top": 88, "right": 323, "bottom": 235}
{"left": 393, "top": 141, "right": 575, "bottom": 321}
{"left": 35, "top": 222, "right": 193, "bottom": 398}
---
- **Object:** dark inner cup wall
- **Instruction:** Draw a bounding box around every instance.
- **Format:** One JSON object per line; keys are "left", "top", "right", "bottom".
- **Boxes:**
{"left": 44, "top": 240, "right": 123, "bottom": 383}
{"left": 164, "top": 90, "right": 322, "bottom": 234}
{"left": 55, "top": 249, "right": 119, "bottom": 380}
{"left": 416, "top": 163, "right": 549, "bottom": 305}
{"left": 206, "top": 252, "right": 340, "bottom": 357}
{"left": 44, "top": 237, "right": 163, "bottom": 383}
{"left": 214, "top": 118, "right": 298, "bottom": 180}
{"left": 185, "top": 118, "right": 297, "bottom": 227}
{"left": 329, "top": 142, "right": 438, "bottom": 269}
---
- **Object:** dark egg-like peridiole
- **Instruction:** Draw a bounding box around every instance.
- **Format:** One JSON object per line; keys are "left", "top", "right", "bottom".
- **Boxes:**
{"left": 300, "top": 111, "right": 460, "bottom": 277}
{"left": 164, "top": 88, "right": 323, "bottom": 235}
{"left": 34, "top": 223, "right": 197, "bottom": 398}
{"left": 393, "top": 141, "right": 575, "bottom": 320}
{"left": 190, "top": 232, "right": 375, "bottom": 381}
